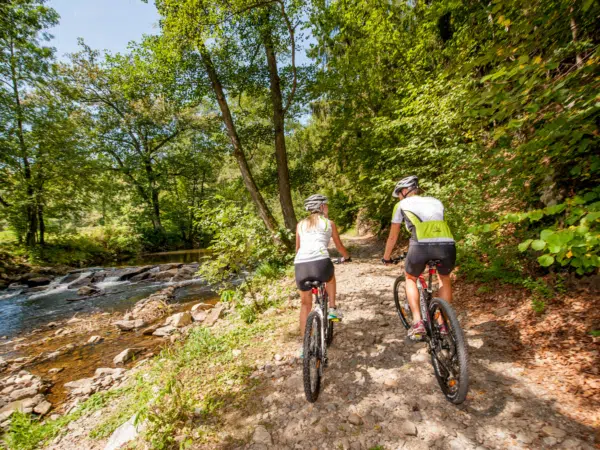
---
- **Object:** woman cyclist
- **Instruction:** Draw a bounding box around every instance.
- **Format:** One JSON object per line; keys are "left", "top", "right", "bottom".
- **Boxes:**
{"left": 295, "top": 194, "right": 351, "bottom": 350}
{"left": 382, "top": 176, "right": 456, "bottom": 340}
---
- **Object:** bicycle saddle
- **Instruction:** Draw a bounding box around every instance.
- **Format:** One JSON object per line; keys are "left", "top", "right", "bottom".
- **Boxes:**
{"left": 303, "top": 280, "right": 324, "bottom": 288}
{"left": 427, "top": 259, "right": 442, "bottom": 266}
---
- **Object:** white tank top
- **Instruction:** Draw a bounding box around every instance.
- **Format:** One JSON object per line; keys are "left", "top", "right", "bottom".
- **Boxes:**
{"left": 294, "top": 216, "right": 332, "bottom": 264}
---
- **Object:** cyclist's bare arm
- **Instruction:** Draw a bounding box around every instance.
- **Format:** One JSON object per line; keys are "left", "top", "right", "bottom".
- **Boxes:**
{"left": 331, "top": 222, "right": 350, "bottom": 259}
{"left": 383, "top": 223, "right": 401, "bottom": 260}
{"left": 295, "top": 223, "right": 301, "bottom": 253}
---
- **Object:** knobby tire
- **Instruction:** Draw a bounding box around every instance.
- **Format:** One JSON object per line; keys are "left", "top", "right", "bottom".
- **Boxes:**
{"left": 393, "top": 275, "right": 412, "bottom": 329}
{"left": 428, "top": 298, "right": 469, "bottom": 404}
{"left": 303, "top": 311, "right": 322, "bottom": 402}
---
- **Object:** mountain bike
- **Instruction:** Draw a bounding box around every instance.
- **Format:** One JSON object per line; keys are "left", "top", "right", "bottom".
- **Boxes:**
{"left": 389, "top": 254, "right": 469, "bottom": 404}
{"left": 302, "top": 257, "right": 349, "bottom": 402}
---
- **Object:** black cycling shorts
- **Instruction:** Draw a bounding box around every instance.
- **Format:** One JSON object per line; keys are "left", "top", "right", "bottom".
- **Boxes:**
{"left": 406, "top": 242, "right": 456, "bottom": 277}
{"left": 294, "top": 258, "right": 335, "bottom": 291}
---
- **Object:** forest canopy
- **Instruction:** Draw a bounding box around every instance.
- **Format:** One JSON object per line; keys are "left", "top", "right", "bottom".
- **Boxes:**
{"left": 0, "top": 0, "right": 598, "bottom": 278}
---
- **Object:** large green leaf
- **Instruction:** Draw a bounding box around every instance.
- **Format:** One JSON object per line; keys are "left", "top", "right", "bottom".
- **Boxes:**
{"left": 537, "top": 254, "right": 555, "bottom": 267}
{"left": 518, "top": 239, "right": 533, "bottom": 252}
{"left": 531, "top": 240, "right": 546, "bottom": 251}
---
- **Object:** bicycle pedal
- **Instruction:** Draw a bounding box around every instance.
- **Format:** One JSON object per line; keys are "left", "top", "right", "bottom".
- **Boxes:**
{"left": 329, "top": 318, "right": 341, "bottom": 322}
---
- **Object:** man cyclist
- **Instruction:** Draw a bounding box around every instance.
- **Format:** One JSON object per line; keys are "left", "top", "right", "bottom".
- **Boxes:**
{"left": 382, "top": 176, "right": 456, "bottom": 340}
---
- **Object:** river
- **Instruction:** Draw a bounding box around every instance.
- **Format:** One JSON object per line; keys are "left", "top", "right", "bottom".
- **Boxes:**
{"left": 0, "top": 249, "right": 213, "bottom": 338}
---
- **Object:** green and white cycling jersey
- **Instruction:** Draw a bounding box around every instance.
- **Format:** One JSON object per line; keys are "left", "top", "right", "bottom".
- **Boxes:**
{"left": 391, "top": 196, "right": 454, "bottom": 244}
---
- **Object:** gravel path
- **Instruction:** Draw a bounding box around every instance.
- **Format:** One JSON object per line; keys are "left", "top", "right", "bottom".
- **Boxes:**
{"left": 232, "top": 240, "right": 598, "bottom": 450}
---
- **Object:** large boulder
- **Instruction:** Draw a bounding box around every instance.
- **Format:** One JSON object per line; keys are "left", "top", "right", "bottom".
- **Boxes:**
{"left": 154, "top": 269, "right": 178, "bottom": 281}
{"left": 204, "top": 304, "right": 224, "bottom": 327}
{"left": 25, "top": 277, "right": 52, "bottom": 288}
{"left": 127, "top": 287, "right": 175, "bottom": 323}
{"left": 90, "top": 271, "right": 109, "bottom": 283}
{"left": 158, "top": 263, "right": 183, "bottom": 271}
{"left": 114, "top": 348, "right": 143, "bottom": 366}
{"left": 166, "top": 312, "right": 192, "bottom": 328}
{"left": 130, "top": 272, "right": 155, "bottom": 282}
{"left": 152, "top": 325, "right": 177, "bottom": 337}
{"left": 78, "top": 285, "right": 102, "bottom": 297}
{"left": 68, "top": 275, "right": 93, "bottom": 289}
{"left": 116, "top": 266, "right": 152, "bottom": 281}
{"left": 114, "top": 319, "right": 146, "bottom": 331}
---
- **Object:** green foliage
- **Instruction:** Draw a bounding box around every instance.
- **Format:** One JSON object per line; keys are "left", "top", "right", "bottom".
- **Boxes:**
{"left": 476, "top": 189, "right": 600, "bottom": 274}
{"left": 197, "top": 200, "right": 292, "bottom": 286}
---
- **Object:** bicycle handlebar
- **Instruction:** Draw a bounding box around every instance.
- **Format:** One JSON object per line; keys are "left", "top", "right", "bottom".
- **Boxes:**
{"left": 381, "top": 252, "right": 407, "bottom": 265}
{"left": 333, "top": 257, "right": 352, "bottom": 264}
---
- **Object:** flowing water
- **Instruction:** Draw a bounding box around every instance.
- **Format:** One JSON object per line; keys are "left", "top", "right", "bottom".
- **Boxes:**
{"left": 0, "top": 249, "right": 212, "bottom": 338}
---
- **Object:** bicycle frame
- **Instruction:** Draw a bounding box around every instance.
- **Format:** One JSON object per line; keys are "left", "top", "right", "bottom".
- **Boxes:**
{"left": 311, "top": 284, "right": 328, "bottom": 368}
{"left": 417, "top": 262, "right": 438, "bottom": 339}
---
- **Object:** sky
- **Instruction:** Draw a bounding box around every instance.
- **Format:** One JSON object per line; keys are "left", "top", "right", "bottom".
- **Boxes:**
{"left": 48, "top": 0, "right": 160, "bottom": 59}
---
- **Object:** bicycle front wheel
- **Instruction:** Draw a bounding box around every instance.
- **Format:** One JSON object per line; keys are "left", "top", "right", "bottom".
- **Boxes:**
{"left": 428, "top": 298, "right": 469, "bottom": 404}
{"left": 393, "top": 275, "right": 412, "bottom": 329}
{"left": 303, "top": 311, "right": 323, "bottom": 402}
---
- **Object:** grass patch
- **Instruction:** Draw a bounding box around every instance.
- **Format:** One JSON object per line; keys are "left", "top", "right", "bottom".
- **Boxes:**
{"left": 89, "top": 296, "right": 293, "bottom": 448}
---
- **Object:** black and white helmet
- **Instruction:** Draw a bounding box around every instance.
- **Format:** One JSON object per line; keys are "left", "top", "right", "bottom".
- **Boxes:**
{"left": 304, "top": 194, "right": 328, "bottom": 213}
{"left": 392, "top": 176, "right": 419, "bottom": 198}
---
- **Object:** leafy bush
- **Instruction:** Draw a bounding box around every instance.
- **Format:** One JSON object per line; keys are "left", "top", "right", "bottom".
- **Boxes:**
{"left": 473, "top": 188, "right": 600, "bottom": 275}
{"left": 197, "top": 200, "right": 292, "bottom": 286}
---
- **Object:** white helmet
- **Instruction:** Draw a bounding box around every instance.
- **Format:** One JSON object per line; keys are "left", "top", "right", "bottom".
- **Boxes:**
{"left": 304, "top": 194, "right": 328, "bottom": 213}
{"left": 392, "top": 176, "right": 419, "bottom": 198}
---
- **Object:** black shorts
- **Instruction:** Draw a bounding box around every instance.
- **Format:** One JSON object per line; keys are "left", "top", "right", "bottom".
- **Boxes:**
{"left": 406, "top": 243, "right": 456, "bottom": 276}
{"left": 294, "top": 259, "right": 335, "bottom": 291}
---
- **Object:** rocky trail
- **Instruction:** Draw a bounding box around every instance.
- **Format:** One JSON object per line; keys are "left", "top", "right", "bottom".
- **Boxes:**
{"left": 222, "top": 238, "right": 599, "bottom": 450}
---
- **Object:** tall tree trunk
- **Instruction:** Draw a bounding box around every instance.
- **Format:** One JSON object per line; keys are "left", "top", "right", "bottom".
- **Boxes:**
{"left": 9, "top": 37, "right": 36, "bottom": 247}
{"left": 144, "top": 159, "right": 163, "bottom": 232}
{"left": 263, "top": 31, "right": 297, "bottom": 232}
{"left": 198, "top": 42, "right": 289, "bottom": 248}
{"left": 38, "top": 202, "right": 45, "bottom": 246}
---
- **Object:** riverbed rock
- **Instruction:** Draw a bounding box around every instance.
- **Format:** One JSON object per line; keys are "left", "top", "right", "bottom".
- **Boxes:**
{"left": 90, "top": 271, "right": 108, "bottom": 283}
{"left": 204, "top": 304, "right": 224, "bottom": 327}
{"left": 142, "top": 324, "right": 161, "bottom": 335}
{"left": 158, "top": 263, "right": 183, "bottom": 271}
{"left": 114, "top": 319, "right": 146, "bottom": 331}
{"left": 154, "top": 269, "right": 178, "bottom": 281}
{"left": 104, "top": 414, "right": 145, "bottom": 450}
{"left": 128, "top": 287, "right": 175, "bottom": 323}
{"left": 130, "top": 272, "right": 155, "bottom": 282}
{"left": 116, "top": 266, "right": 152, "bottom": 281}
{"left": 48, "top": 368, "right": 64, "bottom": 374}
{"left": 191, "top": 302, "right": 212, "bottom": 312}
{"left": 191, "top": 310, "right": 207, "bottom": 322}
{"left": 87, "top": 335, "right": 104, "bottom": 344}
{"left": 33, "top": 400, "right": 52, "bottom": 415}
{"left": 78, "top": 285, "right": 102, "bottom": 296}
{"left": 25, "top": 276, "right": 52, "bottom": 287}
{"left": 172, "top": 266, "right": 197, "bottom": 282}
{"left": 68, "top": 276, "right": 93, "bottom": 289}
{"left": 114, "top": 348, "right": 143, "bottom": 365}
{"left": 153, "top": 325, "right": 177, "bottom": 337}
{"left": 166, "top": 312, "right": 192, "bottom": 328}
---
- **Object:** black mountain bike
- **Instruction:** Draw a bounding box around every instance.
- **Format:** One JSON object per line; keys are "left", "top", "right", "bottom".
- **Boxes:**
{"left": 302, "top": 257, "right": 349, "bottom": 402}
{"left": 390, "top": 254, "right": 469, "bottom": 404}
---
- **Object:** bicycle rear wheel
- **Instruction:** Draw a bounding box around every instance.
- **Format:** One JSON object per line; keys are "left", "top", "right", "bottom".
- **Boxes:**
{"left": 303, "top": 311, "right": 323, "bottom": 402}
{"left": 393, "top": 275, "right": 412, "bottom": 329}
{"left": 428, "top": 298, "right": 469, "bottom": 404}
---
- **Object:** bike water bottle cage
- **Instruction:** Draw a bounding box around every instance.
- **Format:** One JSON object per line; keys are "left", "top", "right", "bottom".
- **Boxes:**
{"left": 402, "top": 211, "right": 454, "bottom": 242}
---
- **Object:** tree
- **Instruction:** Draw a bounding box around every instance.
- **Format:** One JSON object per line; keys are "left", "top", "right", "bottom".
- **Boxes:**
{"left": 155, "top": 0, "right": 307, "bottom": 237}
{"left": 61, "top": 40, "right": 202, "bottom": 239}
{"left": 0, "top": 0, "right": 59, "bottom": 246}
